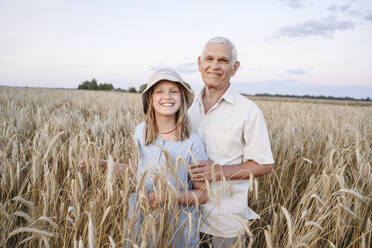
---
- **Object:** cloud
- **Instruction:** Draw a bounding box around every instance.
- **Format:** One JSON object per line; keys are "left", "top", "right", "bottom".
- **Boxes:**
{"left": 365, "top": 13, "right": 372, "bottom": 21}
{"left": 327, "top": 5, "right": 338, "bottom": 12}
{"left": 150, "top": 62, "right": 198, "bottom": 74}
{"left": 327, "top": 4, "right": 351, "bottom": 13}
{"left": 347, "top": 10, "right": 364, "bottom": 17}
{"left": 286, "top": 68, "right": 307, "bottom": 75}
{"left": 274, "top": 16, "right": 355, "bottom": 38}
{"left": 327, "top": 4, "right": 364, "bottom": 18}
{"left": 279, "top": 0, "right": 306, "bottom": 9}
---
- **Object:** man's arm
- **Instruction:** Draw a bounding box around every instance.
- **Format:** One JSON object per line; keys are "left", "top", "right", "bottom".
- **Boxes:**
{"left": 190, "top": 159, "right": 272, "bottom": 182}
{"left": 191, "top": 103, "right": 274, "bottom": 182}
{"left": 148, "top": 188, "right": 209, "bottom": 207}
{"left": 77, "top": 159, "right": 128, "bottom": 174}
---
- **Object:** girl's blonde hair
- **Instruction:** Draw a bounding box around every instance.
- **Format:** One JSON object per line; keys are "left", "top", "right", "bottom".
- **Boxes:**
{"left": 143, "top": 83, "right": 191, "bottom": 145}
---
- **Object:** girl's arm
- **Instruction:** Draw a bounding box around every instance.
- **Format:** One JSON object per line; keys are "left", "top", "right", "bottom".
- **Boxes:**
{"left": 175, "top": 132, "right": 210, "bottom": 205}
{"left": 77, "top": 159, "right": 128, "bottom": 174}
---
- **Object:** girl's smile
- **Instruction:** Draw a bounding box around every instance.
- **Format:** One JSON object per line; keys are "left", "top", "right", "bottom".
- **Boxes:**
{"left": 152, "top": 80, "right": 181, "bottom": 117}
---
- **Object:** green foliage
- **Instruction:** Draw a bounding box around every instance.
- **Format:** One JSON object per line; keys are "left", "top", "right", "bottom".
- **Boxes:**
{"left": 128, "top": 87, "right": 137, "bottom": 93}
{"left": 114, "top": 88, "right": 127, "bottom": 92}
{"left": 78, "top": 78, "right": 98, "bottom": 90}
{"left": 183, "top": 81, "right": 192, "bottom": 91}
{"left": 251, "top": 93, "right": 371, "bottom": 102}
{"left": 138, "top": 84, "right": 147, "bottom": 93}
{"left": 78, "top": 79, "right": 113, "bottom": 91}
{"left": 77, "top": 79, "right": 193, "bottom": 95}
{"left": 97, "top": 83, "right": 114, "bottom": 91}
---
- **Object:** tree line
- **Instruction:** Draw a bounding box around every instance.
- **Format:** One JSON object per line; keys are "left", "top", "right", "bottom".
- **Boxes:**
{"left": 245, "top": 93, "right": 371, "bottom": 102}
{"left": 77, "top": 79, "right": 191, "bottom": 93}
{"left": 77, "top": 79, "right": 114, "bottom": 91}
{"left": 78, "top": 79, "right": 370, "bottom": 101}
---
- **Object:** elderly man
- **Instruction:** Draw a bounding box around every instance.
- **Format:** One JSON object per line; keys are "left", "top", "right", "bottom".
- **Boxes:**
{"left": 189, "top": 37, "right": 274, "bottom": 247}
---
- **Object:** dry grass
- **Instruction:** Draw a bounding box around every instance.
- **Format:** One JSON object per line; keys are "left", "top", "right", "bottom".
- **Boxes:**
{"left": 1, "top": 87, "right": 371, "bottom": 247}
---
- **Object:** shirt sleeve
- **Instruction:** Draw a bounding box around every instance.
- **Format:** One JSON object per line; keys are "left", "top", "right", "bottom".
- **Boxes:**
{"left": 190, "top": 133, "right": 208, "bottom": 162}
{"left": 243, "top": 108, "right": 274, "bottom": 165}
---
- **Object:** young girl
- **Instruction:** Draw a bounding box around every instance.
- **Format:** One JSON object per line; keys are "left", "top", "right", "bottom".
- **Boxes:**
{"left": 79, "top": 69, "right": 208, "bottom": 247}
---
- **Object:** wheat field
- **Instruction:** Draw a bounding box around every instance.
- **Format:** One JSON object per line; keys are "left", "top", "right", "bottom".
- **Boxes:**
{"left": 0, "top": 87, "right": 371, "bottom": 248}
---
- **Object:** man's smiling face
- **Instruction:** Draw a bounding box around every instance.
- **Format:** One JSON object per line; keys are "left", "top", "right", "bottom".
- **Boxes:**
{"left": 198, "top": 42, "right": 239, "bottom": 91}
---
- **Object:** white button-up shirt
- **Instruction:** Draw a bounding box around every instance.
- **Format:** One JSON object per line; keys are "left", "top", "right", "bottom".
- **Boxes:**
{"left": 188, "top": 86, "right": 274, "bottom": 237}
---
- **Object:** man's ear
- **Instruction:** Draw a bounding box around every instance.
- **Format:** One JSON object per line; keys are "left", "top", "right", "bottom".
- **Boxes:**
{"left": 232, "top": 61, "right": 240, "bottom": 76}
{"left": 198, "top": 56, "right": 202, "bottom": 72}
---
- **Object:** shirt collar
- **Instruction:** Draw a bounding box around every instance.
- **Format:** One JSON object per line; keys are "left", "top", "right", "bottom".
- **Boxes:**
{"left": 196, "top": 84, "right": 235, "bottom": 113}
{"left": 219, "top": 84, "right": 235, "bottom": 104}
{"left": 198, "top": 84, "right": 235, "bottom": 104}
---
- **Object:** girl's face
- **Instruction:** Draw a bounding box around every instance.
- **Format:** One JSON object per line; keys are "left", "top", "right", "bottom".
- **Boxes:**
{"left": 151, "top": 80, "right": 181, "bottom": 118}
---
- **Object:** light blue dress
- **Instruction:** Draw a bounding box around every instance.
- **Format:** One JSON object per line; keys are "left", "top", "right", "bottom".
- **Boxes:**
{"left": 128, "top": 122, "right": 208, "bottom": 248}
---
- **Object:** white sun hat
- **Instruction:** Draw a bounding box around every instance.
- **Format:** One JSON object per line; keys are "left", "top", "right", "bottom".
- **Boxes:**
{"left": 141, "top": 69, "right": 194, "bottom": 114}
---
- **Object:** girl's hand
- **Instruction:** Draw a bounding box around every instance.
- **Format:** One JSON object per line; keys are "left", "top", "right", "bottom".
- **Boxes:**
{"left": 147, "top": 190, "right": 172, "bottom": 208}
{"left": 77, "top": 159, "right": 91, "bottom": 173}
{"left": 147, "top": 191, "right": 158, "bottom": 207}
{"left": 77, "top": 159, "right": 128, "bottom": 175}
{"left": 114, "top": 163, "right": 129, "bottom": 174}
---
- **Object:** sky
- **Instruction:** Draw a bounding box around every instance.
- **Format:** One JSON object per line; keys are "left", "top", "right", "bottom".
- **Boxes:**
{"left": 1, "top": 0, "right": 372, "bottom": 98}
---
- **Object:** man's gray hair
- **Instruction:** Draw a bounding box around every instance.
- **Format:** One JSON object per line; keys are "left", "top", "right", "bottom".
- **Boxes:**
{"left": 201, "top": 36, "right": 238, "bottom": 66}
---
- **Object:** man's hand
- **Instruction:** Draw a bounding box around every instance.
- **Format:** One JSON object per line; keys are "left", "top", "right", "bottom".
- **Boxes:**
{"left": 190, "top": 160, "right": 222, "bottom": 182}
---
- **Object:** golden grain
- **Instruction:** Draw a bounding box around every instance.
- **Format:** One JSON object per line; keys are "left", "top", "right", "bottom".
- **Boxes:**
{"left": 1, "top": 87, "right": 371, "bottom": 247}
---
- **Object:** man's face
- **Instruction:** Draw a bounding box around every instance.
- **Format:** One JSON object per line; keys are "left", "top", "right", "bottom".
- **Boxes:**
{"left": 198, "top": 43, "right": 239, "bottom": 90}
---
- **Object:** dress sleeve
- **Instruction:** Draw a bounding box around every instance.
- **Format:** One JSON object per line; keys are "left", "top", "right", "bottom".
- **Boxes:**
{"left": 243, "top": 108, "right": 274, "bottom": 165}
{"left": 132, "top": 122, "right": 144, "bottom": 143}
{"left": 132, "top": 122, "right": 145, "bottom": 163}
{"left": 187, "top": 133, "right": 208, "bottom": 190}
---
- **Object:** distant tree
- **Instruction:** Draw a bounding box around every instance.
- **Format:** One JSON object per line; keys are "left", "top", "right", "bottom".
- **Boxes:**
{"left": 78, "top": 80, "right": 89, "bottom": 90}
{"left": 252, "top": 93, "right": 364, "bottom": 101}
{"left": 183, "top": 81, "right": 192, "bottom": 91}
{"left": 128, "top": 87, "right": 137, "bottom": 93}
{"left": 97, "top": 83, "right": 113, "bottom": 91}
{"left": 90, "top": 79, "right": 98, "bottom": 90}
{"left": 139, "top": 84, "right": 147, "bottom": 93}
{"left": 115, "top": 87, "right": 127, "bottom": 92}
{"left": 78, "top": 78, "right": 98, "bottom": 90}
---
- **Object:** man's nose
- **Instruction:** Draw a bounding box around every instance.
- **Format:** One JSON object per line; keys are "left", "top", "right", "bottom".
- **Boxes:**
{"left": 211, "top": 60, "right": 220, "bottom": 69}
